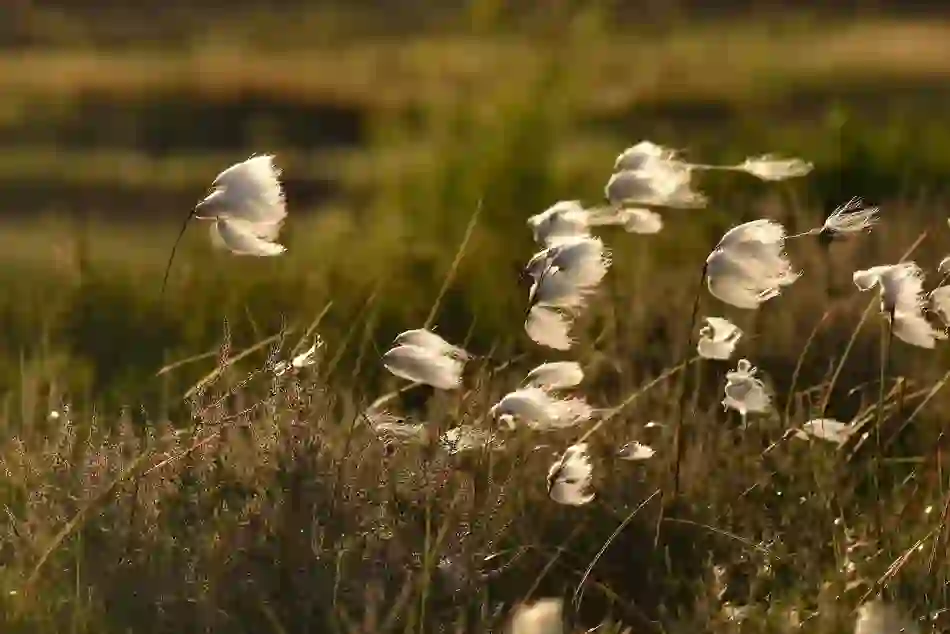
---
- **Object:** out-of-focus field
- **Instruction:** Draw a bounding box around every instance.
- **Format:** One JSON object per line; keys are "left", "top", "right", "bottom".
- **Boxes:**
{"left": 1, "top": 7, "right": 950, "bottom": 408}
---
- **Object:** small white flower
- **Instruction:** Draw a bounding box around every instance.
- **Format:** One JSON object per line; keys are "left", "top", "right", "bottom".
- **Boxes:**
{"left": 382, "top": 344, "right": 465, "bottom": 390}
{"left": 697, "top": 316, "right": 742, "bottom": 360}
{"left": 392, "top": 328, "right": 470, "bottom": 360}
{"left": 617, "top": 441, "right": 655, "bottom": 461}
{"left": 722, "top": 359, "right": 771, "bottom": 417}
{"left": 523, "top": 361, "right": 584, "bottom": 391}
{"left": 547, "top": 443, "right": 595, "bottom": 506}
{"left": 524, "top": 306, "right": 575, "bottom": 350}
{"left": 794, "top": 418, "right": 855, "bottom": 444}
{"left": 490, "top": 387, "right": 592, "bottom": 430}
{"left": 705, "top": 220, "right": 800, "bottom": 309}
{"left": 527, "top": 201, "right": 591, "bottom": 246}
{"left": 508, "top": 598, "right": 564, "bottom": 634}
{"left": 737, "top": 154, "right": 813, "bottom": 181}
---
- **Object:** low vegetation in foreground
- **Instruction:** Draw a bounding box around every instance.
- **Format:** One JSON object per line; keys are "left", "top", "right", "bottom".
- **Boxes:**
{"left": 3, "top": 140, "right": 950, "bottom": 634}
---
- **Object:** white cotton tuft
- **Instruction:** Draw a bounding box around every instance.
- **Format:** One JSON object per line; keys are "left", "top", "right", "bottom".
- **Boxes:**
{"left": 613, "top": 140, "right": 679, "bottom": 172}
{"left": 737, "top": 154, "right": 814, "bottom": 181}
{"left": 547, "top": 443, "right": 595, "bottom": 506}
{"left": 196, "top": 154, "right": 287, "bottom": 224}
{"left": 722, "top": 358, "right": 771, "bottom": 417}
{"left": 382, "top": 344, "right": 465, "bottom": 390}
{"left": 820, "top": 197, "right": 879, "bottom": 236}
{"left": 525, "top": 306, "right": 575, "bottom": 351}
{"left": 621, "top": 207, "right": 664, "bottom": 234}
{"left": 274, "top": 337, "right": 323, "bottom": 376}
{"left": 794, "top": 418, "right": 854, "bottom": 445}
{"left": 697, "top": 316, "right": 742, "bottom": 360}
{"left": 605, "top": 161, "right": 706, "bottom": 209}
{"left": 938, "top": 256, "right": 950, "bottom": 276}
{"left": 392, "top": 328, "right": 470, "bottom": 360}
{"left": 523, "top": 361, "right": 584, "bottom": 391}
{"left": 507, "top": 598, "right": 564, "bottom": 634}
{"left": 528, "top": 265, "right": 595, "bottom": 312}
{"left": 527, "top": 201, "right": 591, "bottom": 246}
{"left": 441, "top": 426, "right": 500, "bottom": 454}
{"left": 853, "top": 262, "right": 945, "bottom": 348}
{"left": 525, "top": 236, "right": 611, "bottom": 288}
{"left": 212, "top": 218, "right": 287, "bottom": 256}
{"left": 705, "top": 220, "right": 800, "bottom": 309}
{"left": 854, "top": 600, "right": 919, "bottom": 634}
{"left": 930, "top": 285, "right": 950, "bottom": 328}
{"left": 617, "top": 441, "right": 655, "bottom": 461}
{"left": 490, "top": 387, "right": 592, "bottom": 430}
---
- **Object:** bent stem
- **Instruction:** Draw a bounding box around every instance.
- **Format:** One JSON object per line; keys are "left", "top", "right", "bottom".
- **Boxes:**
{"left": 672, "top": 262, "right": 708, "bottom": 499}
{"left": 874, "top": 308, "right": 895, "bottom": 539}
{"left": 160, "top": 207, "right": 198, "bottom": 300}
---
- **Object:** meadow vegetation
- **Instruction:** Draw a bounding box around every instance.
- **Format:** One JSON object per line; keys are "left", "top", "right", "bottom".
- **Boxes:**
{"left": 2, "top": 4, "right": 950, "bottom": 633}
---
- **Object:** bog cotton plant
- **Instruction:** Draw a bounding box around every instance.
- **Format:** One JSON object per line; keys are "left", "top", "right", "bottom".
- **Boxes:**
{"left": 853, "top": 262, "right": 946, "bottom": 348}
{"left": 803, "top": 197, "right": 879, "bottom": 246}
{"left": 392, "top": 328, "right": 471, "bottom": 360}
{"left": 273, "top": 337, "right": 323, "bottom": 377}
{"left": 382, "top": 330, "right": 470, "bottom": 390}
{"left": 722, "top": 359, "right": 772, "bottom": 422}
{"left": 793, "top": 418, "right": 855, "bottom": 445}
{"left": 734, "top": 154, "right": 814, "bottom": 181}
{"left": 705, "top": 219, "right": 800, "bottom": 309}
{"left": 617, "top": 441, "right": 655, "bottom": 461}
{"left": 547, "top": 443, "right": 595, "bottom": 506}
{"left": 490, "top": 387, "right": 592, "bottom": 430}
{"left": 524, "top": 305, "right": 575, "bottom": 350}
{"left": 523, "top": 361, "right": 584, "bottom": 391}
{"left": 527, "top": 200, "right": 592, "bottom": 246}
{"left": 697, "top": 316, "right": 743, "bottom": 360}
{"left": 605, "top": 159, "right": 707, "bottom": 209}
{"left": 161, "top": 154, "right": 288, "bottom": 295}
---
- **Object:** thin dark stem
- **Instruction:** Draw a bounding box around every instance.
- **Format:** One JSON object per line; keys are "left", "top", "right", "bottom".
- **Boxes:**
{"left": 672, "top": 262, "right": 708, "bottom": 498}
{"left": 160, "top": 208, "right": 198, "bottom": 300}
{"left": 874, "top": 308, "right": 894, "bottom": 540}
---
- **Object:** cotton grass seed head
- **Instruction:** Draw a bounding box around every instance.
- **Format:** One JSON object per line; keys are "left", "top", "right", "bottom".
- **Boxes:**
{"left": 737, "top": 154, "right": 814, "bottom": 181}
{"left": 697, "top": 316, "right": 742, "bottom": 360}
{"left": 392, "top": 328, "right": 470, "bottom": 360}
{"left": 705, "top": 220, "right": 800, "bottom": 309}
{"left": 722, "top": 358, "right": 771, "bottom": 417}
{"left": 605, "top": 162, "right": 706, "bottom": 209}
{"left": 196, "top": 154, "right": 287, "bottom": 225}
{"left": 547, "top": 443, "right": 595, "bottom": 506}
{"left": 528, "top": 200, "right": 591, "bottom": 246}
{"left": 818, "top": 197, "right": 879, "bottom": 241}
{"left": 507, "top": 598, "right": 564, "bottom": 634}
{"left": 522, "top": 361, "right": 584, "bottom": 391}
{"left": 211, "top": 217, "right": 287, "bottom": 256}
{"left": 382, "top": 344, "right": 465, "bottom": 390}
{"left": 524, "top": 306, "right": 575, "bottom": 351}
{"left": 794, "top": 418, "right": 854, "bottom": 445}
{"left": 929, "top": 286, "right": 950, "bottom": 328}
{"left": 613, "top": 140, "right": 678, "bottom": 172}
{"left": 617, "top": 441, "right": 655, "bottom": 461}
{"left": 853, "top": 262, "right": 945, "bottom": 347}
{"left": 490, "top": 387, "right": 592, "bottom": 430}
{"left": 938, "top": 256, "right": 950, "bottom": 276}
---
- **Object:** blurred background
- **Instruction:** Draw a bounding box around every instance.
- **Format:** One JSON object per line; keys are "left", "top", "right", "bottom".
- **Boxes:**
{"left": 2, "top": 0, "right": 950, "bottom": 416}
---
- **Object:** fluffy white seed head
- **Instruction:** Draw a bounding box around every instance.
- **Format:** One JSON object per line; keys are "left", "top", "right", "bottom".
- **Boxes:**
{"left": 621, "top": 208, "right": 664, "bottom": 234}
{"left": 697, "top": 316, "right": 743, "bottom": 360}
{"left": 197, "top": 154, "right": 287, "bottom": 224}
{"left": 705, "top": 220, "right": 800, "bottom": 309}
{"left": 523, "top": 361, "right": 584, "bottom": 391}
{"left": 794, "top": 418, "right": 854, "bottom": 445}
{"left": 930, "top": 286, "right": 950, "bottom": 327}
{"left": 938, "top": 256, "right": 950, "bottom": 276}
{"left": 382, "top": 344, "right": 464, "bottom": 390}
{"left": 853, "top": 262, "right": 944, "bottom": 347}
{"left": 528, "top": 201, "right": 591, "bottom": 246}
{"left": 605, "top": 162, "right": 706, "bottom": 209}
{"left": 528, "top": 266, "right": 594, "bottom": 312}
{"left": 392, "top": 328, "right": 470, "bottom": 360}
{"left": 212, "top": 217, "right": 286, "bottom": 256}
{"left": 722, "top": 359, "right": 771, "bottom": 416}
{"left": 854, "top": 600, "right": 919, "bottom": 634}
{"left": 508, "top": 598, "right": 564, "bottom": 634}
{"left": 821, "top": 197, "right": 879, "bottom": 236}
{"left": 490, "top": 387, "right": 592, "bottom": 430}
{"left": 274, "top": 337, "right": 324, "bottom": 376}
{"left": 525, "top": 306, "right": 575, "bottom": 350}
{"left": 617, "top": 441, "right": 655, "bottom": 461}
{"left": 547, "top": 443, "right": 595, "bottom": 506}
{"left": 737, "top": 155, "right": 814, "bottom": 181}
{"left": 613, "top": 140, "right": 678, "bottom": 172}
